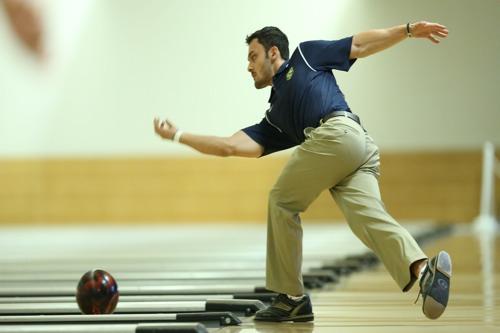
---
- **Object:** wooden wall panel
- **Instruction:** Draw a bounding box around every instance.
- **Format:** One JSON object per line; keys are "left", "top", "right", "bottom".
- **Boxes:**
{"left": 0, "top": 151, "right": 496, "bottom": 224}
{"left": 305, "top": 152, "right": 485, "bottom": 222}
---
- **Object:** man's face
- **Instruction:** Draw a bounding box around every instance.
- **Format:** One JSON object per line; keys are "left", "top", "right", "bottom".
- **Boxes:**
{"left": 247, "top": 39, "right": 274, "bottom": 89}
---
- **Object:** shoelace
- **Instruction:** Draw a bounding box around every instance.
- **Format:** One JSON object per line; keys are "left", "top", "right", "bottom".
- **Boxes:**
{"left": 414, "top": 263, "right": 431, "bottom": 304}
{"left": 414, "top": 291, "right": 422, "bottom": 304}
{"left": 272, "top": 294, "right": 292, "bottom": 306}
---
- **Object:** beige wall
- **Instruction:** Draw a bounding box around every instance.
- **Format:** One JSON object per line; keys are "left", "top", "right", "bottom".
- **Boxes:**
{"left": 0, "top": 0, "right": 499, "bottom": 157}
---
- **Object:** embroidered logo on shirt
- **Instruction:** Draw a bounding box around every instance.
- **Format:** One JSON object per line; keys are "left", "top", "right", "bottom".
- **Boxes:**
{"left": 286, "top": 66, "right": 294, "bottom": 81}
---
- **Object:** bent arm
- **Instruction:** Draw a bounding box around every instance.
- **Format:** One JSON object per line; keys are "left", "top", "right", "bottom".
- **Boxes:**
{"left": 153, "top": 118, "right": 263, "bottom": 158}
{"left": 350, "top": 21, "right": 448, "bottom": 59}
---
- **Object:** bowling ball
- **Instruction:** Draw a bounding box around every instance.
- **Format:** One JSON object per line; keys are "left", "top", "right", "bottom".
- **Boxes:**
{"left": 76, "top": 269, "right": 119, "bottom": 314}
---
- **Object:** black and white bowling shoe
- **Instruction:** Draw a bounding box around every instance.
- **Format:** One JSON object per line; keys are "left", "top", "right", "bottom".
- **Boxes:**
{"left": 417, "top": 251, "right": 452, "bottom": 319}
{"left": 254, "top": 293, "right": 314, "bottom": 322}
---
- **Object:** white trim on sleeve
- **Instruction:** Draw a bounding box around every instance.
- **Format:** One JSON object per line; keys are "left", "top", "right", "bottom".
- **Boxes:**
{"left": 298, "top": 44, "right": 317, "bottom": 72}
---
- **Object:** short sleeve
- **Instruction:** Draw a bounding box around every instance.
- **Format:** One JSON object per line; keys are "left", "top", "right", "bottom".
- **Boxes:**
{"left": 299, "top": 36, "right": 356, "bottom": 72}
{"left": 242, "top": 118, "right": 296, "bottom": 156}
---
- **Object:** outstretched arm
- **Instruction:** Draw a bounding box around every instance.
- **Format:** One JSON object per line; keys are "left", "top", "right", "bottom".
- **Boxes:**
{"left": 153, "top": 118, "right": 264, "bottom": 158}
{"left": 350, "top": 21, "right": 449, "bottom": 59}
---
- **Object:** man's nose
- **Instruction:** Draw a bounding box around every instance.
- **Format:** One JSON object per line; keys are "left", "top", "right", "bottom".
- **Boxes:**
{"left": 247, "top": 63, "right": 253, "bottom": 72}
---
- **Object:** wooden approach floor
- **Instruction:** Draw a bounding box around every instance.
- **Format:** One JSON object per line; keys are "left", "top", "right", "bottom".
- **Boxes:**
{"left": 221, "top": 226, "right": 500, "bottom": 333}
{"left": 0, "top": 223, "right": 497, "bottom": 332}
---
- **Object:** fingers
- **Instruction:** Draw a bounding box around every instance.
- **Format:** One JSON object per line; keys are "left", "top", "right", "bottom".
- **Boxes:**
{"left": 153, "top": 117, "right": 177, "bottom": 140}
{"left": 428, "top": 35, "right": 440, "bottom": 44}
{"left": 153, "top": 118, "right": 165, "bottom": 134}
{"left": 432, "top": 25, "right": 449, "bottom": 39}
{"left": 428, "top": 28, "right": 447, "bottom": 44}
{"left": 424, "top": 21, "right": 447, "bottom": 31}
{"left": 430, "top": 23, "right": 448, "bottom": 31}
{"left": 414, "top": 22, "right": 449, "bottom": 42}
{"left": 153, "top": 118, "right": 163, "bottom": 137}
{"left": 435, "top": 31, "right": 448, "bottom": 38}
{"left": 164, "top": 119, "right": 173, "bottom": 128}
{"left": 416, "top": 22, "right": 448, "bottom": 44}
{"left": 154, "top": 117, "right": 170, "bottom": 129}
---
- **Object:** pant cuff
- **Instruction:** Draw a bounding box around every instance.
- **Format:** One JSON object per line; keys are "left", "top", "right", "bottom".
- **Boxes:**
{"left": 402, "top": 255, "right": 428, "bottom": 292}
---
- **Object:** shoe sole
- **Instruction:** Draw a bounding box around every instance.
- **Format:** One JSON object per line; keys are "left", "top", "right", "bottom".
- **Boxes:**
{"left": 254, "top": 314, "right": 314, "bottom": 322}
{"left": 291, "top": 314, "right": 314, "bottom": 322}
{"left": 423, "top": 251, "right": 452, "bottom": 319}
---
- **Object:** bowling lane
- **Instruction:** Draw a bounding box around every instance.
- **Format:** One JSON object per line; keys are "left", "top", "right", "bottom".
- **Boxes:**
{"left": 0, "top": 299, "right": 265, "bottom": 316}
{"left": 0, "top": 323, "right": 209, "bottom": 333}
{"left": 0, "top": 222, "right": 441, "bottom": 332}
{"left": 0, "top": 295, "right": 239, "bottom": 303}
{"left": 0, "top": 223, "right": 432, "bottom": 263}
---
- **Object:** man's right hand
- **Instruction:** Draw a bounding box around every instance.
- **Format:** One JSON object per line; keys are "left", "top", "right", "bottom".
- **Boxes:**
{"left": 153, "top": 117, "right": 177, "bottom": 140}
{"left": 153, "top": 118, "right": 263, "bottom": 158}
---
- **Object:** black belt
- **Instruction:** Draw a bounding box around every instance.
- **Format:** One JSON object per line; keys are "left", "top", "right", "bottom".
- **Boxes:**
{"left": 321, "top": 111, "right": 361, "bottom": 126}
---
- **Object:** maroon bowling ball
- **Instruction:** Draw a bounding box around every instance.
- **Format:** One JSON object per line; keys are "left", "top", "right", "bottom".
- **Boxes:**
{"left": 76, "top": 269, "right": 119, "bottom": 314}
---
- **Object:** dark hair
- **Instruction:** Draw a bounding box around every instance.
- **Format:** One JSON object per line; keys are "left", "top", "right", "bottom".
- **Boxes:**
{"left": 246, "top": 26, "right": 289, "bottom": 60}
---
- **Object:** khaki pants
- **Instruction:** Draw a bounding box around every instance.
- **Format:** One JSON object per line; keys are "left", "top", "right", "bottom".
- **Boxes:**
{"left": 266, "top": 116, "right": 427, "bottom": 296}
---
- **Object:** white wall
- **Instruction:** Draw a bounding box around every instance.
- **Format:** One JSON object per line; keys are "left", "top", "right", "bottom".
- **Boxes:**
{"left": 0, "top": 0, "right": 498, "bottom": 157}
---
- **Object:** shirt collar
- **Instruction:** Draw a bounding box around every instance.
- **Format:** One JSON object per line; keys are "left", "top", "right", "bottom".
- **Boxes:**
{"left": 269, "top": 60, "right": 289, "bottom": 103}
{"left": 268, "top": 87, "right": 275, "bottom": 103}
{"left": 275, "top": 60, "right": 290, "bottom": 76}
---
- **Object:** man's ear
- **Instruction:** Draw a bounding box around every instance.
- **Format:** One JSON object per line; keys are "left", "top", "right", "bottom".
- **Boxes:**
{"left": 269, "top": 46, "right": 280, "bottom": 60}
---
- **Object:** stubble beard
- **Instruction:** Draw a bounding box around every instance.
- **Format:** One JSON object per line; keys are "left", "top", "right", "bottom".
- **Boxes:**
{"left": 254, "top": 79, "right": 267, "bottom": 89}
{"left": 254, "top": 58, "right": 273, "bottom": 89}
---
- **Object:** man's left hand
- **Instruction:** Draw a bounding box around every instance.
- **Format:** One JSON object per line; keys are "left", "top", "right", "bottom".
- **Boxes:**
{"left": 410, "top": 21, "right": 449, "bottom": 43}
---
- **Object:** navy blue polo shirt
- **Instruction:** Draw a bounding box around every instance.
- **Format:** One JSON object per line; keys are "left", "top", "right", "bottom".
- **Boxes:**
{"left": 242, "top": 36, "right": 356, "bottom": 156}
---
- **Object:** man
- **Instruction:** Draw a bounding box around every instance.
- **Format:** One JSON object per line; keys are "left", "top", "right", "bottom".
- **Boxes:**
{"left": 2, "top": 0, "right": 44, "bottom": 58}
{"left": 154, "top": 21, "right": 451, "bottom": 322}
